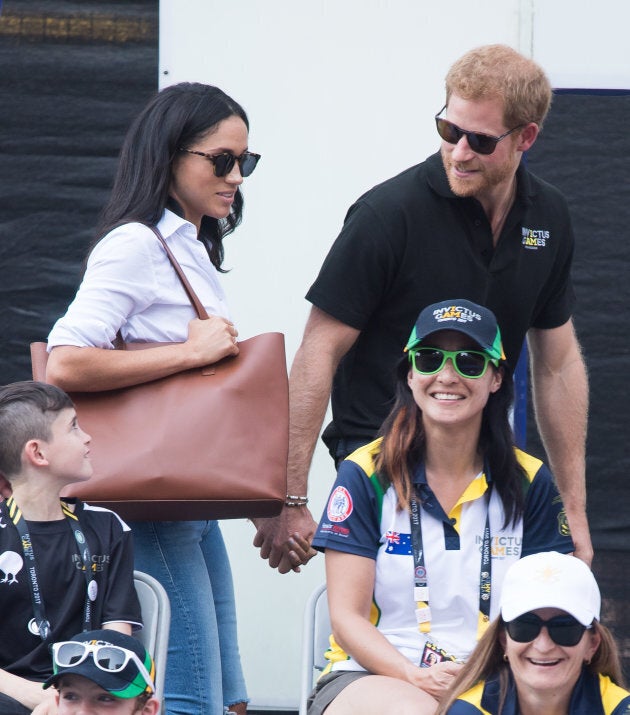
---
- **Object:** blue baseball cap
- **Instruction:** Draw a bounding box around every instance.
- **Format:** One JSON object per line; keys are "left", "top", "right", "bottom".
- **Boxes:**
{"left": 405, "top": 299, "right": 505, "bottom": 362}
{"left": 44, "top": 629, "right": 155, "bottom": 698}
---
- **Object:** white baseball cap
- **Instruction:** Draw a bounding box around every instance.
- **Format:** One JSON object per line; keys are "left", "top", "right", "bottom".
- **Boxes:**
{"left": 500, "top": 551, "right": 600, "bottom": 626}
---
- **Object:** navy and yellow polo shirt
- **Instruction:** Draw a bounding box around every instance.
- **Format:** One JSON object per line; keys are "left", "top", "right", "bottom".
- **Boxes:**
{"left": 312, "top": 439, "right": 573, "bottom": 672}
{"left": 448, "top": 669, "right": 630, "bottom": 714}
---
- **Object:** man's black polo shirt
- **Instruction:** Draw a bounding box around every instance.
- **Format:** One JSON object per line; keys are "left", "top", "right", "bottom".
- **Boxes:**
{"left": 306, "top": 152, "right": 575, "bottom": 452}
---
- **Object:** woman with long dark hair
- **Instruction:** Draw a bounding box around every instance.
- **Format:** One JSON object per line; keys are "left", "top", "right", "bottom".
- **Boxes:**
{"left": 307, "top": 299, "right": 574, "bottom": 715}
{"left": 46, "top": 82, "right": 260, "bottom": 715}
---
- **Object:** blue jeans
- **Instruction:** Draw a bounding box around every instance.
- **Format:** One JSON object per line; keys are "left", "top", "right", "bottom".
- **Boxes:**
{"left": 129, "top": 520, "right": 248, "bottom": 715}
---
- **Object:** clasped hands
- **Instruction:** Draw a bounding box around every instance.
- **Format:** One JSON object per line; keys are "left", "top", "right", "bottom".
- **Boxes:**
{"left": 252, "top": 506, "right": 318, "bottom": 574}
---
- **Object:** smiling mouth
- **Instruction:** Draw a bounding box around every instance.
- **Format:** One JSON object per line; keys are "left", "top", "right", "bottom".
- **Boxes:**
{"left": 453, "top": 163, "right": 478, "bottom": 174}
{"left": 528, "top": 658, "right": 562, "bottom": 666}
{"left": 432, "top": 393, "right": 464, "bottom": 401}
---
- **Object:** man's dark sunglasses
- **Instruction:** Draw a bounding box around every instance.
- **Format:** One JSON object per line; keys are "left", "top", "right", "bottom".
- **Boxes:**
{"left": 435, "top": 105, "right": 526, "bottom": 155}
{"left": 178, "top": 148, "right": 261, "bottom": 177}
{"left": 505, "top": 612, "right": 592, "bottom": 647}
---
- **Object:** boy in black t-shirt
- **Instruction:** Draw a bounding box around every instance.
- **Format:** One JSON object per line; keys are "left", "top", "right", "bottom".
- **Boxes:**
{"left": 0, "top": 381, "right": 141, "bottom": 714}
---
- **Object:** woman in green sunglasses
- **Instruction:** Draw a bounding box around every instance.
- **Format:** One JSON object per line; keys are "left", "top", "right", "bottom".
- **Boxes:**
{"left": 307, "top": 299, "right": 574, "bottom": 715}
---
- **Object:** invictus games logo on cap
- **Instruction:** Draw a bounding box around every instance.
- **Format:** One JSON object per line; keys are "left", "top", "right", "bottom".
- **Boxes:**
{"left": 432, "top": 305, "right": 482, "bottom": 324}
{"left": 405, "top": 298, "right": 504, "bottom": 362}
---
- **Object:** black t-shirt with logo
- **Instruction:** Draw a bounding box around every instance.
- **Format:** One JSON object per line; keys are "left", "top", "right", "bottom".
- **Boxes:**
{"left": 0, "top": 500, "right": 141, "bottom": 680}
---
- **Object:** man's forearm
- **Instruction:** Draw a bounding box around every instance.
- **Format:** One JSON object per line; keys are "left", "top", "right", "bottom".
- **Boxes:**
{"left": 252, "top": 307, "right": 360, "bottom": 572}
{"left": 286, "top": 346, "right": 336, "bottom": 497}
{"left": 531, "top": 350, "right": 588, "bottom": 509}
{"left": 250, "top": 341, "right": 336, "bottom": 573}
{"left": 530, "top": 333, "right": 591, "bottom": 563}
{"left": 286, "top": 307, "right": 361, "bottom": 497}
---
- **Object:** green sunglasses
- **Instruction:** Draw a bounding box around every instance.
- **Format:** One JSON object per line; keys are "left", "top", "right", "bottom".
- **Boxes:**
{"left": 409, "top": 347, "right": 499, "bottom": 379}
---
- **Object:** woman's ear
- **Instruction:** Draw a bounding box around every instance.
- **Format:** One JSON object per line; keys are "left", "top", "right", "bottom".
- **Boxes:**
{"left": 489, "top": 366, "right": 504, "bottom": 394}
{"left": 498, "top": 625, "right": 507, "bottom": 650}
{"left": 585, "top": 627, "right": 602, "bottom": 663}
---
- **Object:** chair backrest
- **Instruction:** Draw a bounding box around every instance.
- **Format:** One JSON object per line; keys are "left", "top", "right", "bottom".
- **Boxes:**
{"left": 298, "top": 583, "right": 331, "bottom": 715}
{"left": 134, "top": 570, "right": 171, "bottom": 711}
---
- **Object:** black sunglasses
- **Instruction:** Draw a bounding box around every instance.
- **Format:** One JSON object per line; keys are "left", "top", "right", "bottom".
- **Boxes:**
{"left": 178, "top": 148, "right": 261, "bottom": 177}
{"left": 505, "top": 613, "right": 591, "bottom": 647}
{"left": 409, "top": 347, "right": 498, "bottom": 379}
{"left": 435, "top": 105, "right": 526, "bottom": 155}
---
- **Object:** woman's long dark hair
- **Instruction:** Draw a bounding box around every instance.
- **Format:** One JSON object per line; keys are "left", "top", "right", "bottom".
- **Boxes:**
{"left": 94, "top": 82, "right": 250, "bottom": 271}
{"left": 375, "top": 354, "right": 526, "bottom": 527}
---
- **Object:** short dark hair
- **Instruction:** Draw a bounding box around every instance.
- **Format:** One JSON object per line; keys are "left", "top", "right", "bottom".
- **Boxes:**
{"left": 0, "top": 381, "right": 73, "bottom": 478}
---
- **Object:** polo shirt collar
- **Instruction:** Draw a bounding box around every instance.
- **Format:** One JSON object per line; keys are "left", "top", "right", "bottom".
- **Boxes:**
{"left": 481, "top": 668, "right": 603, "bottom": 714}
{"left": 410, "top": 459, "right": 492, "bottom": 527}
{"left": 425, "top": 150, "right": 537, "bottom": 206}
{"left": 411, "top": 458, "right": 494, "bottom": 487}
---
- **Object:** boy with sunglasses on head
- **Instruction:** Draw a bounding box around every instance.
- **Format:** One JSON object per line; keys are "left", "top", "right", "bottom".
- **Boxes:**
{"left": 0, "top": 382, "right": 141, "bottom": 715}
{"left": 43, "top": 630, "right": 159, "bottom": 715}
{"left": 255, "top": 43, "right": 591, "bottom": 574}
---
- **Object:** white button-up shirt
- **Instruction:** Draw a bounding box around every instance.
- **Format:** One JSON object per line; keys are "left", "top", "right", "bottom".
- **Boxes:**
{"left": 48, "top": 209, "right": 231, "bottom": 348}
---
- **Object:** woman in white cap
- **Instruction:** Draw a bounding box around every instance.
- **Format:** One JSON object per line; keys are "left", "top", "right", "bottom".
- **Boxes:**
{"left": 439, "top": 551, "right": 630, "bottom": 714}
{"left": 307, "top": 300, "right": 575, "bottom": 715}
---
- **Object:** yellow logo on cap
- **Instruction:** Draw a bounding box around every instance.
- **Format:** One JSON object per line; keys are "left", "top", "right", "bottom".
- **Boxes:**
{"left": 442, "top": 306, "right": 461, "bottom": 319}
{"left": 534, "top": 565, "right": 563, "bottom": 583}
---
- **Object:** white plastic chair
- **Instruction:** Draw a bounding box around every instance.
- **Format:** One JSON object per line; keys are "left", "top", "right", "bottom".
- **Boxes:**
{"left": 134, "top": 570, "right": 171, "bottom": 713}
{"left": 298, "top": 583, "right": 331, "bottom": 715}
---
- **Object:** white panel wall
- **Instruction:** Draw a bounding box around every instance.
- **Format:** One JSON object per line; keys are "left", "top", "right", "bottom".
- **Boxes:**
{"left": 532, "top": 1, "right": 630, "bottom": 89}
{"left": 158, "top": 1, "right": 629, "bottom": 708}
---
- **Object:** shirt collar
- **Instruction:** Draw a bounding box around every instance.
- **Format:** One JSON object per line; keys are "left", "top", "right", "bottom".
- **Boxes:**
{"left": 157, "top": 207, "right": 197, "bottom": 239}
{"left": 481, "top": 668, "right": 602, "bottom": 714}
{"left": 425, "top": 150, "right": 535, "bottom": 206}
{"left": 411, "top": 458, "right": 493, "bottom": 486}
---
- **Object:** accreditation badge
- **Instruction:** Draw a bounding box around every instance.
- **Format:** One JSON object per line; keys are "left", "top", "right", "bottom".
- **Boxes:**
{"left": 419, "top": 641, "right": 456, "bottom": 668}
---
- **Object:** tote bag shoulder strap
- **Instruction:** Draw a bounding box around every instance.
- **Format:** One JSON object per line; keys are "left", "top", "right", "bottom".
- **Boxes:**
{"left": 32, "top": 225, "right": 214, "bottom": 372}
{"left": 146, "top": 225, "right": 209, "bottom": 321}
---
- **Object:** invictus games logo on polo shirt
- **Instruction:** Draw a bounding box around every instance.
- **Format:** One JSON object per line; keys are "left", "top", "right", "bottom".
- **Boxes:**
{"left": 552, "top": 495, "right": 571, "bottom": 537}
{"left": 557, "top": 509, "right": 570, "bottom": 537}
{"left": 433, "top": 305, "right": 482, "bottom": 324}
{"left": 476, "top": 535, "right": 522, "bottom": 558}
{"left": 521, "top": 226, "right": 549, "bottom": 249}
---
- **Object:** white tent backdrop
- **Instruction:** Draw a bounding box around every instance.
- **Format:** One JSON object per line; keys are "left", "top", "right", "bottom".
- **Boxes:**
{"left": 159, "top": 1, "right": 630, "bottom": 707}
